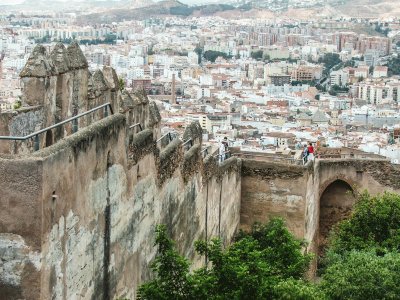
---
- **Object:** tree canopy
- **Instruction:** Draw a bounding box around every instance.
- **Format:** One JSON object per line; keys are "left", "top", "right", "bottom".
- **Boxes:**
{"left": 386, "top": 55, "right": 400, "bottom": 76}
{"left": 318, "top": 53, "right": 342, "bottom": 75}
{"left": 138, "top": 219, "right": 320, "bottom": 300}
{"left": 328, "top": 191, "right": 400, "bottom": 255}
{"left": 138, "top": 192, "right": 400, "bottom": 300}
{"left": 319, "top": 192, "right": 400, "bottom": 300}
{"left": 320, "top": 251, "right": 400, "bottom": 300}
{"left": 203, "top": 50, "right": 231, "bottom": 63}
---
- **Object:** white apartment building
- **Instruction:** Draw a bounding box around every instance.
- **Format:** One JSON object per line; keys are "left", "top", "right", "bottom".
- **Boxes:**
{"left": 188, "top": 51, "right": 199, "bottom": 65}
{"left": 373, "top": 66, "right": 388, "bottom": 78}
{"left": 196, "top": 86, "right": 211, "bottom": 99}
{"left": 0, "top": 100, "right": 12, "bottom": 111}
{"left": 185, "top": 113, "right": 207, "bottom": 130}
{"left": 364, "top": 49, "right": 380, "bottom": 67}
{"left": 264, "top": 61, "right": 296, "bottom": 78}
{"left": 355, "top": 79, "right": 400, "bottom": 104}
{"left": 330, "top": 69, "right": 349, "bottom": 87}
{"left": 353, "top": 66, "right": 369, "bottom": 80}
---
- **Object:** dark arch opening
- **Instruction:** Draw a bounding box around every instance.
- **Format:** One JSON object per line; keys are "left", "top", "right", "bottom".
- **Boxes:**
{"left": 318, "top": 179, "right": 355, "bottom": 257}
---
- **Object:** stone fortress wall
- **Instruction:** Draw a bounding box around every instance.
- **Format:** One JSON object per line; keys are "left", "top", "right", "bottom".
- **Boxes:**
{"left": 0, "top": 43, "right": 241, "bottom": 300}
{"left": 1, "top": 43, "right": 400, "bottom": 300}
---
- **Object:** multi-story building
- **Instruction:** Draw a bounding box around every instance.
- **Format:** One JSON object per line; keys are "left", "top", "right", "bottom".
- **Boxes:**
{"left": 354, "top": 78, "right": 400, "bottom": 104}
{"left": 132, "top": 78, "right": 152, "bottom": 93}
{"left": 269, "top": 74, "right": 291, "bottom": 86}
{"left": 291, "top": 65, "right": 323, "bottom": 82}
{"left": 330, "top": 69, "right": 349, "bottom": 87}
{"left": 337, "top": 32, "right": 391, "bottom": 56}
{"left": 185, "top": 113, "right": 207, "bottom": 130}
{"left": 206, "top": 114, "right": 232, "bottom": 134}
{"left": 364, "top": 49, "right": 380, "bottom": 67}
{"left": 373, "top": 66, "right": 388, "bottom": 78}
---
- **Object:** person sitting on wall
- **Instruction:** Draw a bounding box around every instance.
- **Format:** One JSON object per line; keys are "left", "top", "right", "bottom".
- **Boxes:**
{"left": 307, "top": 142, "right": 315, "bottom": 161}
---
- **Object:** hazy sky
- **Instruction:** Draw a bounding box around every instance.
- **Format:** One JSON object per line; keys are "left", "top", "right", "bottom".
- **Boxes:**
{"left": 1, "top": 0, "right": 210, "bottom": 4}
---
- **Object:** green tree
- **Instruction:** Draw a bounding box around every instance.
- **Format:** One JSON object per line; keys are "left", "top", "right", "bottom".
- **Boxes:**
{"left": 263, "top": 53, "right": 271, "bottom": 62}
{"left": 118, "top": 78, "right": 125, "bottom": 91}
{"left": 318, "top": 53, "right": 342, "bottom": 76}
{"left": 203, "top": 50, "right": 231, "bottom": 63}
{"left": 328, "top": 192, "right": 400, "bottom": 255}
{"left": 319, "top": 192, "right": 400, "bottom": 300}
{"left": 137, "top": 225, "right": 193, "bottom": 300}
{"left": 236, "top": 219, "right": 313, "bottom": 278}
{"left": 139, "top": 219, "right": 320, "bottom": 300}
{"left": 320, "top": 251, "right": 400, "bottom": 300}
{"left": 386, "top": 55, "right": 400, "bottom": 76}
{"left": 194, "top": 46, "right": 203, "bottom": 64}
{"left": 251, "top": 50, "right": 263, "bottom": 60}
{"left": 272, "top": 279, "right": 326, "bottom": 300}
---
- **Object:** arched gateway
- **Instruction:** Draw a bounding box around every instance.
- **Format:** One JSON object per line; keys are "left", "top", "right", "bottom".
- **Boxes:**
{"left": 318, "top": 179, "right": 356, "bottom": 256}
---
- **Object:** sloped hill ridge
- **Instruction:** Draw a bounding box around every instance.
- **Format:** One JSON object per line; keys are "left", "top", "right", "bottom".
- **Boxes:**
{"left": 76, "top": 0, "right": 400, "bottom": 24}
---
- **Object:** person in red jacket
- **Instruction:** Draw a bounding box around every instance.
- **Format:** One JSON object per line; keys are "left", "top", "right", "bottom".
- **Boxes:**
{"left": 307, "top": 142, "right": 314, "bottom": 161}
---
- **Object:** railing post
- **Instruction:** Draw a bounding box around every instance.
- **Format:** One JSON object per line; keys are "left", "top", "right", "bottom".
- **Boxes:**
{"left": 72, "top": 119, "right": 78, "bottom": 133}
{"left": 104, "top": 105, "right": 109, "bottom": 117}
{"left": 34, "top": 135, "right": 39, "bottom": 151}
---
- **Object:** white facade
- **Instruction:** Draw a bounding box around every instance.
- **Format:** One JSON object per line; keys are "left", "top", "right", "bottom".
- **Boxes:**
{"left": 330, "top": 69, "right": 349, "bottom": 87}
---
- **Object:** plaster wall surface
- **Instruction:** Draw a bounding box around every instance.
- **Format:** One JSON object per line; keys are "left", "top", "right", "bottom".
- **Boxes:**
{"left": 240, "top": 160, "right": 309, "bottom": 239}
{"left": 0, "top": 158, "right": 43, "bottom": 300}
{"left": 0, "top": 107, "right": 45, "bottom": 154}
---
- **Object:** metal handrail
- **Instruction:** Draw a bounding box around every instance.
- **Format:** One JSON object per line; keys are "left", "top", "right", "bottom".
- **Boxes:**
{"left": 182, "top": 138, "right": 192, "bottom": 149}
{"left": 201, "top": 145, "right": 211, "bottom": 158}
{"left": 182, "top": 138, "right": 192, "bottom": 146}
{"left": 0, "top": 102, "right": 113, "bottom": 141}
{"left": 156, "top": 132, "right": 174, "bottom": 143}
{"left": 129, "top": 123, "right": 143, "bottom": 131}
{"left": 201, "top": 146, "right": 210, "bottom": 153}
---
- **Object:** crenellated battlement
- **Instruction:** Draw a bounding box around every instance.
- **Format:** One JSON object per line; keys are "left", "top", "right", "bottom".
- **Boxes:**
{"left": 0, "top": 42, "right": 163, "bottom": 156}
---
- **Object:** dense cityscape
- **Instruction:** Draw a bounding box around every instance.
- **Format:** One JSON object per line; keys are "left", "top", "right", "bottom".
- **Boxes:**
{"left": 1, "top": 1, "right": 400, "bottom": 163}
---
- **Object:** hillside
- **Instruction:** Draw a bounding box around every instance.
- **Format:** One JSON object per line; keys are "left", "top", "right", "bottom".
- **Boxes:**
{"left": 335, "top": 0, "right": 400, "bottom": 18}
{"left": 77, "top": 1, "right": 238, "bottom": 24}
{"left": 76, "top": 0, "right": 400, "bottom": 25}
{"left": 0, "top": 0, "right": 132, "bottom": 13}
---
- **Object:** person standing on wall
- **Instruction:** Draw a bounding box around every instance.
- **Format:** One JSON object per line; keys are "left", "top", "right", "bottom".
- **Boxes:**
{"left": 222, "top": 137, "right": 230, "bottom": 159}
{"left": 219, "top": 137, "right": 227, "bottom": 163}
{"left": 307, "top": 142, "right": 315, "bottom": 161}
{"left": 302, "top": 144, "right": 308, "bottom": 164}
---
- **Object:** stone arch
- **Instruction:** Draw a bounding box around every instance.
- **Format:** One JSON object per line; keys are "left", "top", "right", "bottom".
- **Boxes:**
{"left": 318, "top": 179, "right": 356, "bottom": 257}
